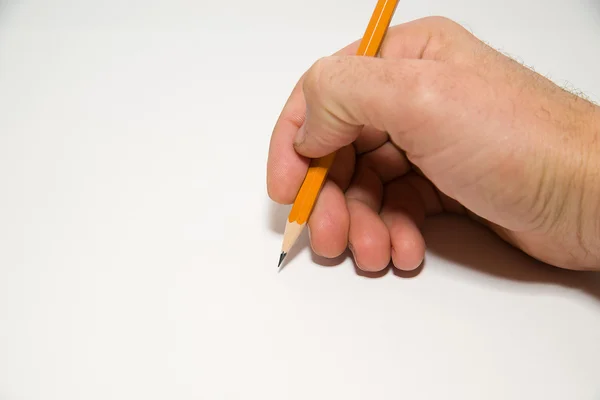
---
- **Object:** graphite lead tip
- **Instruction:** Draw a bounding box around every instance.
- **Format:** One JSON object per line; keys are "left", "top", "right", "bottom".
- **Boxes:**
{"left": 278, "top": 252, "right": 287, "bottom": 268}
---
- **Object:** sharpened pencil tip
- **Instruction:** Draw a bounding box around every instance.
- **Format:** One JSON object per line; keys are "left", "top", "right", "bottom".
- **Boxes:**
{"left": 278, "top": 252, "right": 287, "bottom": 268}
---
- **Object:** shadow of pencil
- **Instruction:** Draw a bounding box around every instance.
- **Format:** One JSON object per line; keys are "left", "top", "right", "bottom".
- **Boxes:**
{"left": 268, "top": 202, "right": 290, "bottom": 236}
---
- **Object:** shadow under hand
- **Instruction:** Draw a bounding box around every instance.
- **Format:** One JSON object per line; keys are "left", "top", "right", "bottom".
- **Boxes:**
{"left": 351, "top": 258, "right": 424, "bottom": 279}
{"left": 422, "top": 214, "right": 600, "bottom": 302}
{"left": 584, "top": 0, "right": 600, "bottom": 17}
{"left": 270, "top": 201, "right": 600, "bottom": 300}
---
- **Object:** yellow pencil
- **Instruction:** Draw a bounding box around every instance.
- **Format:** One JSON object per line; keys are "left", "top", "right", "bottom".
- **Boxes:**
{"left": 278, "top": 0, "right": 400, "bottom": 267}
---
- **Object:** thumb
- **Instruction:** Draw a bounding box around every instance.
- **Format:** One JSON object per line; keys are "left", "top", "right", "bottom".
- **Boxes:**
{"left": 292, "top": 55, "right": 447, "bottom": 159}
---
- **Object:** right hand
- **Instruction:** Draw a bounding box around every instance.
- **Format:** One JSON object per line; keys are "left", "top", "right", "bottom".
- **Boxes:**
{"left": 267, "top": 16, "right": 600, "bottom": 272}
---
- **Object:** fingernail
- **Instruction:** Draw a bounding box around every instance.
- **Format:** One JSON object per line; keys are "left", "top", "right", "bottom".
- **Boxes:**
{"left": 348, "top": 243, "right": 361, "bottom": 269}
{"left": 294, "top": 122, "right": 307, "bottom": 146}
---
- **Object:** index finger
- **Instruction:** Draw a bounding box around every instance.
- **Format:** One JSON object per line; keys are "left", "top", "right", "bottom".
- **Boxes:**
{"left": 266, "top": 40, "right": 361, "bottom": 204}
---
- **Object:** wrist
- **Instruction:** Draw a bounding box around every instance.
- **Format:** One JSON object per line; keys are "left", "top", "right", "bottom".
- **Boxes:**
{"left": 541, "top": 103, "right": 600, "bottom": 271}
{"left": 580, "top": 107, "right": 600, "bottom": 269}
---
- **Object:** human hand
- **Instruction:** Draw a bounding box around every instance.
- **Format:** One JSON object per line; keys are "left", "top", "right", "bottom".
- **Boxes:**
{"left": 267, "top": 17, "right": 600, "bottom": 272}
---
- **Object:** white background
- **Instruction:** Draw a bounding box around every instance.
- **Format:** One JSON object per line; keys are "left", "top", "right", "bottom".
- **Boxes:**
{"left": 1, "top": 0, "right": 600, "bottom": 399}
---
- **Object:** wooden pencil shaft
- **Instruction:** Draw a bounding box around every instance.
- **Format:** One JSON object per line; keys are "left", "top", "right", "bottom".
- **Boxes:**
{"left": 291, "top": 0, "right": 398, "bottom": 220}
{"left": 281, "top": 0, "right": 399, "bottom": 256}
{"left": 357, "top": 0, "right": 399, "bottom": 57}
{"left": 288, "top": 152, "right": 336, "bottom": 224}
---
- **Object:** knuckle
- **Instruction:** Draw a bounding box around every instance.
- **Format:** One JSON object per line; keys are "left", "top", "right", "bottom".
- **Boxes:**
{"left": 304, "top": 57, "right": 330, "bottom": 100}
{"left": 419, "top": 16, "right": 474, "bottom": 60}
{"left": 418, "top": 16, "right": 467, "bottom": 39}
{"left": 424, "top": 16, "right": 462, "bottom": 32}
{"left": 414, "top": 65, "right": 473, "bottom": 109}
{"left": 304, "top": 56, "right": 348, "bottom": 102}
{"left": 410, "top": 67, "right": 444, "bottom": 109}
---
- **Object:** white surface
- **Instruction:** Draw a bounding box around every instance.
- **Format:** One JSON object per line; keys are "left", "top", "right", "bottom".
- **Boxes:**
{"left": 1, "top": 0, "right": 600, "bottom": 398}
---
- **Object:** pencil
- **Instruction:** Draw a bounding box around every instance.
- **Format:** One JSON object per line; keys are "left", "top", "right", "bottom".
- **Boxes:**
{"left": 278, "top": 0, "right": 400, "bottom": 268}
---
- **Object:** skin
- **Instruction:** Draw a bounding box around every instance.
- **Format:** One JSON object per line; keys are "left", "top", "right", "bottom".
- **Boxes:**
{"left": 266, "top": 16, "right": 600, "bottom": 272}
